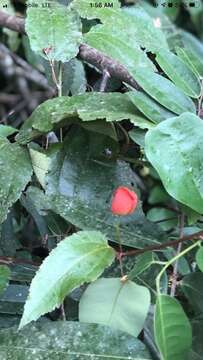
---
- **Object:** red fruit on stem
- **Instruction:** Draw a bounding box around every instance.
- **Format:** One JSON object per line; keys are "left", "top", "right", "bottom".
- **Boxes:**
{"left": 111, "top": 186, "right": 138, "bottom": 216}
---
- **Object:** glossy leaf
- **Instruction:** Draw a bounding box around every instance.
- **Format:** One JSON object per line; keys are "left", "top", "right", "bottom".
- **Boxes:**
{"left": 79, "top": 278, "right": 150, "bottom": 337}
{"left": 25, "top": 1, "right": 82, "bottom": 62}
{"left": 128, "top": 91, "right": 175, "bottom": 124}
{"left": 0, "top": 320, "right": 152, "bottom": 359}
{"left": 145, "top": 112, "right": 203, "bottom": 213}
{"left": 19, "top": 231, "right": 115, "bottom": 328}
{"left": 132, "top": 69, "right": 196, "bottom": 114}
{"left": 196, "top": 247, "right": 203, "bottom": 272}
{"left": 156, "top": 48, "right": 201, "bottom": 98}
{"left": 27, "top": 127, "right": 166, "bottom": 248}
{"left": 154, "top": 294, "right": 192, "bottom": 360}
{"left": 0, "top": 266, "right": 10, "bottom": 295}
{"left": 0, "top": 137, "right": 32, "bottom": 224}
{"left": 18, "top": 93, "right": 153, "bottom": 143}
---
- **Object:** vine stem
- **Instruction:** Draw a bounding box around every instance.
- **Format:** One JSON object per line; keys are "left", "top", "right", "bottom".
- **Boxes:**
{"left": 156, "top": 240, "right": 200, "bottom": 294}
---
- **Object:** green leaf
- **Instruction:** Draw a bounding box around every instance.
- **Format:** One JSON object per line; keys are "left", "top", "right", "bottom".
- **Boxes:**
{"left": 154, "top": 294, "right": 192, "bottom": 360}
{"left": 25, "top": 1, "right": 82, "bottom": 62}
{"left": 156, "top": 48, "right": 201, "bottom": 98}
{"left": 0, "top": 125, "right": 17, "bottom": 138}
{"left": 182, "top": 272, "right": 203, "bottom": 314}
{"left": 191, "top": 318, "right": 203, "bottom": 360}
{"left": 148, "top": 185, "right": 170, "bottom": 205}
{"left": 128, "top": 91, "right": 175, "bottom": 124}
{"left": 129, "top": 128, "right": 146, "bottom": 148}
{"left": 27, "top": 127, "right": 166, "bottom": 248}
{"left": 132, "top": 69, "right": 196, "bottom": 115}
{"left": 121, "top": 5, "right": 168, "bottom": 52}
{"left": 0, "top": 266, "right": 10, "bottom": 295}
{"left": 84, "top": 25, "right": 155, "bottom": 76}
{"left": 0, "top": 138, "right": 32, "bottom": 224}
{"left": 74, "top": 1, "right": 167, "bottom": 52}
{"left": 19, "top": 231, "right": 115, "bottom": 328}
{"left": 0, "top": 319, "right": 152, "bottom": 359}
{"left": 62, "top": 59, "right": 86, "bottom": 96}
{"left": 79, "top": 278, "right": 150, "bottom": 337}
{"left": 17, "top": 93, "right": 153, "bottom": 143}
{"left": 175, "top": 46, "right": 200, "bottom": 78}
{"left": 179, "top": 31, "right": 203, "bottom": 77}
{"left": 128, "top": 252, "right": 154, "bottom": 280}
{"left": 145, "top": 112, "right": 203, "bottom": 213}
{"left": 196, "top": 247, "right": 203, "bottom": 272}
{"left": 147, "top": 208, "right": 177, "bottom": 231}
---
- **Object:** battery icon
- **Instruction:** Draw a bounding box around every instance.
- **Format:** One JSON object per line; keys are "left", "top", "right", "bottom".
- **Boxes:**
{"left": 189, "top": 2, "right": 195, "bottom": 6}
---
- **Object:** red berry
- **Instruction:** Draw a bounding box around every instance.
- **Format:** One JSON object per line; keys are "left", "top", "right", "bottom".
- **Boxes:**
{"left": 111, "top": 186, "right": 138, "bottom": 216}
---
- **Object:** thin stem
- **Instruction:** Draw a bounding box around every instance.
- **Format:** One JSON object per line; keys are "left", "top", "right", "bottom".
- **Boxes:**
{"left": 99, "top": 69, "right": 110, "bottom": 92}
{"left": 115, "top": 222, "right": 124, "bottom": 277}
{"left": 58, "top": 62, "right": 63, "bottom": 97}
{"left": 156, "top": 241, "right": 200, "bottom": 294}
{"left": 60, "top": 303, "right": 66, "bottom": 321}
{"left": 116, "top": 122, "right": 130, "bottom": 146}
{"left": 50, "top": 60, "right": 59, "bottom": 91}
{"left": 170, "top": 213, "right": 184, "bottom": 297}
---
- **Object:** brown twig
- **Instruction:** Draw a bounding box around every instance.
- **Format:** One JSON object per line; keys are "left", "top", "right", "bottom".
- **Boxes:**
{"left": 0, "top": 43, "right": 53, "bottom": 91}
{"left": 121, "top": 229, "right": 203, "bottom": 257}
{"left": 0, "top": 11, "right": 141, "bottom": 91}
{"left": 0, "top": 11, "right": 25, "bottom": 34}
